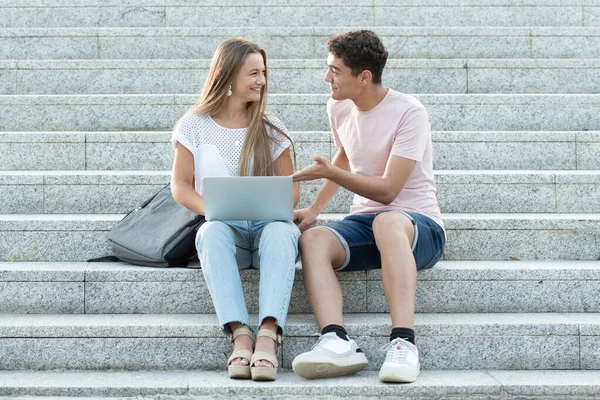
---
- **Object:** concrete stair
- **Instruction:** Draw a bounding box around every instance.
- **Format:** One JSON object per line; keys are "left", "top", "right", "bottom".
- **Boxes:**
{"left": 2, "top": 130, "right": 597, "bottom": 171}
{"left": 1, "top": 370, "right": 599, "bottom": 399}
{"left": 0, "top": 261, "right": 598, "bottom": 314}
{"left": 1, "top": 214, "right": 600, "bottom": 262}
{"left": 4, "top": 94, "right": 600, "bottom": 132}
{"left": 4, "top": 27, "right": 600, "bottom": 60}
{"left": 2, "top": 170, "right": 600, "bottom": 214}
{"left": 4, "top": 59, "right": 600, "bottom": 95}
{"left": 1, "top": 0, "right": 599, "bottom": 398}
{"left": 0, "top": 312, "right": 597, "bottom": 370}
{"left": 2, "top": 0, "right": 598, "bottom": 28}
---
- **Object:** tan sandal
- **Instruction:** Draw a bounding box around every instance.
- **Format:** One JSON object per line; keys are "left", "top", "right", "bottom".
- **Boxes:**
{"left": 250, "top": 329, "right": 281, "bottom": 381}
{"left": 227, "top": 326, "right": 254, "bottom": 379}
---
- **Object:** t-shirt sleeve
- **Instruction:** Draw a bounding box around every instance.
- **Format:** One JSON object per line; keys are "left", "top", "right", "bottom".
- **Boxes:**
{"left": 391, "top": 106, "right": 430, "bottom": 162}
{"left": 327, "top": 98, "right": 343, "bottom": 148}
{"left": 265, "top": 114, "right": 293, "bottom": 160}
{"left": 171, "top": 114, "right": 197, "bottom": 153}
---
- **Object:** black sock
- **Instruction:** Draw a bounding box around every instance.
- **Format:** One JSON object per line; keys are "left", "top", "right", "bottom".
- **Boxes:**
{"left": 321, "top": 324, "right": 349, "bottom": 341}
{"left": 391, "top": 327, "right": 415, "bottom": 345}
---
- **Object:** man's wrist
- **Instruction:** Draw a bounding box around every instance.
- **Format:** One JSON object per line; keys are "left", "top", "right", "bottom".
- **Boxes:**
{"left": 326, "top": 164, "right": 341, "bottom": 182}
{"left": 308, "top": 203, "right": 322, "bottom": 215}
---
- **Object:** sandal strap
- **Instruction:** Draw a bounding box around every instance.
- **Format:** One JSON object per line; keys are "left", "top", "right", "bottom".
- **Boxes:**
{"left": 250, "top": 350, "right": 279, "bottom": 368}
{"left": 256, "top": 329, "right": 281, "bottom": 346}
{"left": 229, "top": 326, "right": 254, "bottom": 344}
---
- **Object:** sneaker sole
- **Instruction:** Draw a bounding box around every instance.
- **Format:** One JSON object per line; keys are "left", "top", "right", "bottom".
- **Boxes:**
{"left": 378, "top": 366, "right": 420, "bottom": 383}
{"left": 292, "top": 354, "right": 368, "bottom": 380}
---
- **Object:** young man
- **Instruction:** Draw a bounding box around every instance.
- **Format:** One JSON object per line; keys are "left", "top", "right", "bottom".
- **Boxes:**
{"left": 291, "top": 30, "right": 446, "bottom": 383}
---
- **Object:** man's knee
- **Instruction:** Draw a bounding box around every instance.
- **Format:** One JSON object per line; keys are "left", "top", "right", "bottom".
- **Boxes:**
{"left": 299, "top": 227, "right": 345, "bottom": 267}
{"left": 300, "top": 227, "right": 333, "bottom": 250}
{"left": 372, "top": 212, "right": 414, "bottom": 248}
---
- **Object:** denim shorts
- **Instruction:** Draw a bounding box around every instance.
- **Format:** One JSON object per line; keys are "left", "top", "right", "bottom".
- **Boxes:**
{"left": 322, "top": 211, "right": 446, "bottom": 272}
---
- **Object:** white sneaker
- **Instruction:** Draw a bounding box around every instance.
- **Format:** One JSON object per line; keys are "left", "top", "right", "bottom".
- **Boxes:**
{"left": 378, "top": 338, "right": 420, "bottom": 383}
{"left": 292, "top": 332, "right": 369, "bottom": 379}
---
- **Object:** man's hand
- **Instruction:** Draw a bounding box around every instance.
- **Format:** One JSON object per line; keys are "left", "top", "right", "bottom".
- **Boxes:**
{"left": 292, "top": 156, "right": 334, "bottom": 182}
{"left": 293, "top": 206, "right": 320, "bottom": 231}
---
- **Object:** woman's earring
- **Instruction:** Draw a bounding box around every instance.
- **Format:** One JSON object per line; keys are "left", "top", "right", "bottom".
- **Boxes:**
{"left": 227, "top": 85, "right": 232, "bottom": 97}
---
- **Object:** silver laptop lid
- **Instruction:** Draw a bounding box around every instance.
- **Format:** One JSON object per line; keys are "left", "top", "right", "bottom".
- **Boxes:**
{"left": 202, "top": 176, "right": 293, "bottom": 221}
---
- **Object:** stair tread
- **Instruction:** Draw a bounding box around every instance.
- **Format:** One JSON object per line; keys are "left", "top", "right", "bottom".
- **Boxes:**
{"left": 0, "top": 369, "right": 599, "bottom": 399}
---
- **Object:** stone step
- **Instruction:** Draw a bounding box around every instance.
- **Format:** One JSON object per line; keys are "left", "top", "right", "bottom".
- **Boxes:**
{"left": 0, "top": 312, "right": 597, "bottom": 370}
{"left": 1, "top": 370, "right": 600, "bottom": 399}
{"left": 1, "top": 261, "right": 598, "bottom": 315}
{"left": 1, "top": 170, "right": 599, "bottom": 214}
{"left": 2, "top": 131, "right": 597, "bottom": 171}
{"left": 3, "top": 94, "right": 600, "bottom": 132}
{"left": 2, "top": 27, "right": 600, "bottom": 60}
{"left": 1, "top": 213, "right": 599, "bottom": 262}
{"left": 1, "top": 0, "right": 594, "bottom": 28}
{"left": 4, "top": 59, "right": 600, "bottom": 95}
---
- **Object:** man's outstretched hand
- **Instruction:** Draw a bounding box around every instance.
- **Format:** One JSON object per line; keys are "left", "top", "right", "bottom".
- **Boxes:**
{"left": 292, "top": 156, "right": 333, "bottom": 182}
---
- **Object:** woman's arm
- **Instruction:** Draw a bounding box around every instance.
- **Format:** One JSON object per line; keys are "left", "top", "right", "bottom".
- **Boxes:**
{"left": 274, "top": 147, "right": 300, "bottom": 207}
{"left": 171, "top": 142, "right": 205, "bottom": 215}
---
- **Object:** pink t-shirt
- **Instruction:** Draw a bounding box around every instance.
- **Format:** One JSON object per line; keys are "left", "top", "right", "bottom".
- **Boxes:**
{"left": 328, "top": 89, "right": 444, "bottom": 230}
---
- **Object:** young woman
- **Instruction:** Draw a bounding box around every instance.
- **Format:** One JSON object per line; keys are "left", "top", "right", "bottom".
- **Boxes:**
{"left": 170, "top": 39, "right": 300, "bottom": 381}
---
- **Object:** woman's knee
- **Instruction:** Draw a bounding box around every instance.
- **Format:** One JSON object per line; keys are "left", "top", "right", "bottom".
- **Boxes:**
{"left": 196, "top": 221, "right": 232, "bottom": 250}
{"left": 261, "top": 221, "right": 300, "bottom": 243}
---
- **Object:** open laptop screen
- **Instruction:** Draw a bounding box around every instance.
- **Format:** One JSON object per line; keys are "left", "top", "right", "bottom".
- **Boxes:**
{"left": 202, "top": 176, "right": 293, "bottom": 221}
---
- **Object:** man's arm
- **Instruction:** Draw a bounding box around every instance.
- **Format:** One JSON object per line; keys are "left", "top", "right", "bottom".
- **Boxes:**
{"left": 293, "top": 152, "right": 416, "bottom": 205}
{"left": 292, "top": 147, "right": 349, "bottom": 230}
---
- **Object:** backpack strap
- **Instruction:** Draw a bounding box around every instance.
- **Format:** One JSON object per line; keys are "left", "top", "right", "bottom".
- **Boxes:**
{"left": 87, "top": 256, "right": 119, "bottom": 262}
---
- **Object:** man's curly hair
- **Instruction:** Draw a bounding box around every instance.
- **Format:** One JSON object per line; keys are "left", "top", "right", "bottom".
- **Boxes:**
{"left": 327, "top": 30, "right": 388, "bottom": 84}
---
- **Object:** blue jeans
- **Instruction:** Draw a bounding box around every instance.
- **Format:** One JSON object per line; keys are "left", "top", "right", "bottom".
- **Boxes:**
{"left": 196, "top": 220, "right": 300, "bottom": 337}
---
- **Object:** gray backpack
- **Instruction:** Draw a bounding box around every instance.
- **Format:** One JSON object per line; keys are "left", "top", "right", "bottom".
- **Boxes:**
{"left": 91, "top": 184, "right": 205, "bottom": 267}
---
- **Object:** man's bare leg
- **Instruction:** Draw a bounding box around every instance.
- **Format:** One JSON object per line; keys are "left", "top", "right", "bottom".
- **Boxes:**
{"left": 372, "top": 212, "right": 416, "bottom": 329}
{"left": 372, "top": 211, "right": 420, "bottom": 383}
{"left": 298, "top": 227, "right": 346, "bottom": 328}
{"left": 292, "top": 227, "right": 369, "bottom": 379}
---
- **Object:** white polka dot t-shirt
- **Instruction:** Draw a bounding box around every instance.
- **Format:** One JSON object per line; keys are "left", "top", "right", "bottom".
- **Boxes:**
{"left": 172, "top": 113, "right": 292, "bottom": 195}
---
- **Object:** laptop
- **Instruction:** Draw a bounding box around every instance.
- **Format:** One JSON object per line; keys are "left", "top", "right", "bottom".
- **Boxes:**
{"left": 202, "top": 176, "right": 294, "bottom": 221}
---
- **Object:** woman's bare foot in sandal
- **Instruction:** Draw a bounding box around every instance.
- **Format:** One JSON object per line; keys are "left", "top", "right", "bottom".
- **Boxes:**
{"left": 254, "top": 322, "right": 277, "bottom": 367}
{"left": 250, "top": 318, "right": 280, "bottom": 381}
{"left": 227, "top": 322, "right": 254, "bottom": 379}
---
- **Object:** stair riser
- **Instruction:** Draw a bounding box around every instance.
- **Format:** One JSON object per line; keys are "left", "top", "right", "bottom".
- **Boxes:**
{"left": 2, "top": 28, "right": 600, "bottom": 60}
{"left": 0, "top": 64, "right": 467, "bottom": 95}
{"left": 2, "top": 180, "right": 600, "bottom": 214}
{"left": 0, "top": 4, "right": 590, "bottom": 28}
{"left": 1, "top": 220, "right": 599, "bottom": 261}
{"left": 5, "top": 58, "right": 600, "bottom": 95}
{"left": 5, "top": 65, "right": 600, "bottom": 95}
{"left": 2, "top": 278, "right": 598, "bottom": 314}
{"left": 2, "top": 135, "right": 596, "bottom": 171}
{"left": 0, "top": 334, "right": 593, "bottom": 370}
{"left": 3, "top": 95, "right": 600, "bottom": 131}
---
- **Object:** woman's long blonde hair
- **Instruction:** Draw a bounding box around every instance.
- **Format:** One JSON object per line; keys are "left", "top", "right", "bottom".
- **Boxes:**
{"left": 188, "top": 38, "right": 293, "bottom": 176}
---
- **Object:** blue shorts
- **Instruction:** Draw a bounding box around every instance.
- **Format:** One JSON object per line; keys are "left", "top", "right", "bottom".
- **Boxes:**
{"left": 322, "top": 211, "right": 446, "bottom": 272}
